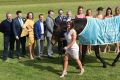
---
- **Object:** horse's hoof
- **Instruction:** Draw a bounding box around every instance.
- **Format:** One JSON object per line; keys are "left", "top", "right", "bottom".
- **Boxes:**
{"left": 103, "top": 64, "right": 107, "bottom": 68}
{"left": 111, "top": 62, "right": 116, "bottom": 66}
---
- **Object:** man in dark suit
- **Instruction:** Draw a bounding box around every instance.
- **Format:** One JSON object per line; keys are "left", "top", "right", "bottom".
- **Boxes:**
{"left": 13, "top": 11, "right": 26, "bottom": 59}
{"left": 55, "top": 9, "right": 67, "bottom": 55}
{"left": 0, "top": 13, "right": 14, "bottom": 61}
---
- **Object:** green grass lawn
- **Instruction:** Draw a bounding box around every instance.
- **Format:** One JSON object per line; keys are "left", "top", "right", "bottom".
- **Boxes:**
{"left": 0, "top": 0, "right": 120, "bottom": 80}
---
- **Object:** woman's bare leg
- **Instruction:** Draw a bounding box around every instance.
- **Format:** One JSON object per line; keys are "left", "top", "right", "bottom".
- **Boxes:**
{"left": 60, "top": 54, "right": 69, "bottom": 77}
{"left": 75, "top": 59, "right": 84, "bottom": 75}
{"left": 76, "top": 59, "right": 83, "bottom": 70}
{"left": 104, "top": 45, "right": 108, "bottom": 53}
{"left": 87, "top": 46, "right": 90, "bottom": 54}
{"left": 32, "top": 44, "right": 35, "bottom": 57}
{"left": 29, "top": 45, "right": 34, "bottom": 60}
{"left": 108, "top": 45, "right": 111, "bottom": 52}
{"left": 87, "top": 45, "right": 92, "bottom": 54}
{"left": 115, "top": 43, "right": 119, "bottom": 54}
{"left": 63, "top": 54, "right": 69, "bottom": 72}
{"left": 89, "top": 45, "right": 92, "bottom": 53}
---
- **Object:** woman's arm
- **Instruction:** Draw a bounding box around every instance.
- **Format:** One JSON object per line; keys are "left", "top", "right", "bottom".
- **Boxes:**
{"left": 23, "top": 20, "right": 33, "bottom": 32}
{"left": 23, "top": 20, "right": 28, "bottom": 29}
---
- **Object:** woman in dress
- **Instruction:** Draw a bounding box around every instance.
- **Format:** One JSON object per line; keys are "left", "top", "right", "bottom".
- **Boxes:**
{"left": 104, "top": 7, "right": 113, "bottom": 18}
{"left": 75, "top": 6, "right": 85, "bottom": 19}
{"left": 111, "top": 6, "right": 120, "bottom": 66}
{"left": 114, "top": 6, "right": 120, "bottom": 54}
{"left": 103, "top": 7, "right": 113, "bottom": 53}
{"left": 95, "top": 7, "right": 104, "bottom": 19}
{"left": 95, "top": 7, "right": 104, "bottom": 52}
{"left": 85, "top": 9, "right": 93, "bottom": 54}
{"left": 85, "top": 9, "right": 93, "bottom": 18}
{"left": 22, "top": 12, "right": 35, "bottom": 60}
{"left": 75, "top": 6, "right": 85, "bottom": 54}
{"left": 60, "top": 21, "right": 84, "bottom": 78}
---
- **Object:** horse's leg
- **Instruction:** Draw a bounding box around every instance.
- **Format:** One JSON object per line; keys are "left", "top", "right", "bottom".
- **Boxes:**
{"left": 111, "top": 52, "right": 120, "bottom": 66}
{"left": 81, "top": 45, "right": 87, "bottom": 66}
{"left": 94, "top": 45, "right": 107, "bottom": 68}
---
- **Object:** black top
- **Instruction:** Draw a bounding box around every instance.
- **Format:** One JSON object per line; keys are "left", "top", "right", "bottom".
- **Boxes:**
{"left": 0, "top": 19, "right": 14, "bottom": 36}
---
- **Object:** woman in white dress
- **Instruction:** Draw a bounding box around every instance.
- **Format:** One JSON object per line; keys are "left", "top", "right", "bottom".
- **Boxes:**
{"left": 60, "top": 21, "right": 84, "bottom": 78}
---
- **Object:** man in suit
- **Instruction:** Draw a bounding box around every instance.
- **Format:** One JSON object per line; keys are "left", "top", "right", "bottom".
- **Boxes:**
{"left": 65, "top": 11, "right": 72, "bottom": 22}
{"left": 55, "top": 9, "right": 66, "bottom": 24}
{"left": 34, "top": 14, "right": 46, "bottom": 59}
{"left": 13, "top": 10, "right": 26, "bottom": 59}
{"left": 46, "top": 10, "right": 54, "bottom": 58}
{"left": 55, "top": 9, "right": 67, "bottom": 55}
{"left": 0, "top": 13, "right": 14, "bottom": 61}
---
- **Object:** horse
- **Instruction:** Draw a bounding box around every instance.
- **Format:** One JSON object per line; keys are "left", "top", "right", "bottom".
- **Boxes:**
{"left": 52, "top": 18, "right": 108, "bottom": 68}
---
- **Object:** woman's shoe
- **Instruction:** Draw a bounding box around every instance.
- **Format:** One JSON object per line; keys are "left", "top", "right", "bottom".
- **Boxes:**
{"left": 30, "top": 55, "right": 34, "bottom": 60}
{"left": 60, "top": 71, "right": 67, "bottom": 78}
{"left": 78, "top": 68, "right": 84, "bottom": 75}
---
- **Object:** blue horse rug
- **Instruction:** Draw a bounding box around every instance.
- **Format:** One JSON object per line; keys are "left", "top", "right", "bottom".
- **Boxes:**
{"left": 79, "top": 16, "right": 120, "bottom": 45}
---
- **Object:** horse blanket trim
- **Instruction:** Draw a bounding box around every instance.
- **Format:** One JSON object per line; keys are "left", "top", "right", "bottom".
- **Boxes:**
{"left": 79, "top": 16, "right": 120, "bottom": 45}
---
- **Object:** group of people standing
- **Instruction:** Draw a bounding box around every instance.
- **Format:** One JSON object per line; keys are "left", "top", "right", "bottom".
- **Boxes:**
{"left": 76, "top": 6, "right": 120, "bottom": 54}
{"left": 0, "top": 11, "right": 26, "bottom": 61}
{"left": 0, "top": 11, "right": 52, "bottom": 60}
{"left": 0, "top": 6, "right": 120, "bottom": 78}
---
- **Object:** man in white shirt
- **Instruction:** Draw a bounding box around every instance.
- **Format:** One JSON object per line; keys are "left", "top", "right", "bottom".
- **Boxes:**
{"left": 34, "top": 14, "right": 46, "bottom": 59}
{"left": 66, "top": 11, "right": 72, "bottom": 22}
{"left": 13, "top": 11, "right": 26, "bottom": 59}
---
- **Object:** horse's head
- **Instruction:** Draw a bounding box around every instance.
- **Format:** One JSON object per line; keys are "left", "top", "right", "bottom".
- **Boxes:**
{"left": 51, "top": 18, "right": 87, "bottom": 45}
{"left": 72, "top": 18, "right": 87, "bottom": 35}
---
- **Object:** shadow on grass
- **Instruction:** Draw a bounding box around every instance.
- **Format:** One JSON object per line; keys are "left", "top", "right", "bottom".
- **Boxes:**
{"left": 19, "top": 52, "right": 106, "bottom": 76}
{"left": 20, "top": 58, "right": 61, "bottom": 75}
{"left": 0, "top": 50, "right": 3, "bottom": 59}
{"left": 102, "top": 53, "right": 119, "bottom": 61}
{"left": 0, "top": 44, "right": 118, "bottom": 75}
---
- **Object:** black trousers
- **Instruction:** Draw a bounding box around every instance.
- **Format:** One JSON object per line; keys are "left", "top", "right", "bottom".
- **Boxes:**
{"left": 81, "top": 45, "right": 106, "bottom": 65}
{"left": 15, "top": 36, "right": 26, "bottom": 57}
{"left": 9, "top": 36, "right": 15, "bottom": 56}
{"left": 2, "top": 36, "right": 10, "bottom": 60}
{"left": 15, "top": 39, "right": 21, "bottom": 57}
{"left": 2, "top": 35, "right": 15, "bottom": 60}
{"left": 20, "top": 36, "right": 26, "bottom": 56}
